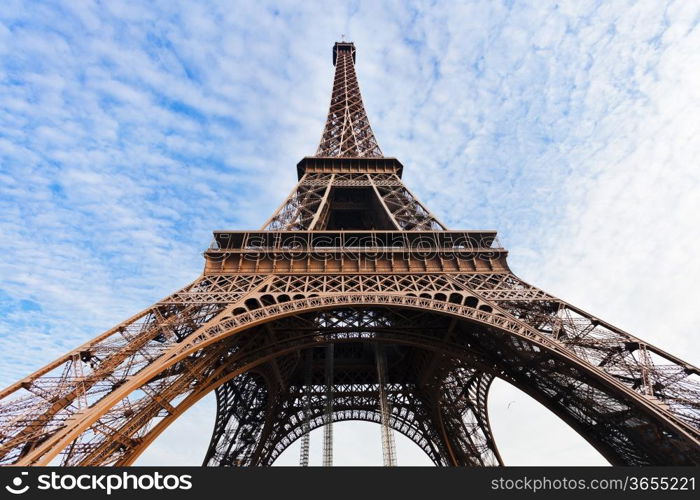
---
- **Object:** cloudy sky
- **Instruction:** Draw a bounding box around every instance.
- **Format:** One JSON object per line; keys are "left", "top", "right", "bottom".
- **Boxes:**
{"left": 1, "top": 0, "right": 698, "bottom": 466}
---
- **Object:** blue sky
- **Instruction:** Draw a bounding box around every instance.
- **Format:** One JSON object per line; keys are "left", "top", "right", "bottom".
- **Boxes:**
{"left": 1, "top": 0, "right": 699, "bottom": 466}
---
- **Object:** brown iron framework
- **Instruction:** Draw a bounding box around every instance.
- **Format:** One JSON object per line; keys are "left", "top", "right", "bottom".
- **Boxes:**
{"left": 0, "top": 41, "right": 698, "bottom": 467}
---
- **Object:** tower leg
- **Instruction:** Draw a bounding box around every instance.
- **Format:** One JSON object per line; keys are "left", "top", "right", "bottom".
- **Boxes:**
{"left": 322, "top": 344, "right": 334, "bottom": 467}
{"left": 422, "top": 368, "right": 502, "bottom": 466}
{"left": 299, "top": 350, "right": 312, "bottom": 466}
{"left": 203, "top": 372, "right": 269, "bottom": 466}
{"left": 375, "top": 344, "right": 397, "bottom": 466}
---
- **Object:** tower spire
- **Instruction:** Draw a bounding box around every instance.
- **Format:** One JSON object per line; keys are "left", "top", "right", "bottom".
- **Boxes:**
{"left": 316, "top": 42, "right": 383, "bottom": 158}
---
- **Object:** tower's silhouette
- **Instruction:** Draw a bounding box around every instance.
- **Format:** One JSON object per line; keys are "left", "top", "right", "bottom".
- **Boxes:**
{"left": 0, "top": 42, "right": 698, "bottom": 466}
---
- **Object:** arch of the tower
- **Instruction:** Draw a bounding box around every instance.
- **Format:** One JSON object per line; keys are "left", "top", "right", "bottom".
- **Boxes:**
{"left": 262, "top": 368, "right": 497, "bottom": 467}
{"left": 202, "top": 353, "right": 500, "bottom": 467}
{"left": 14, "top": 294, "right": 698, "bottom": 468}
{"left": 265, "top": 407, "right": 442, "bottom": 465}
{"left": 203, "top": 372, "right": 461, "bottom": 467}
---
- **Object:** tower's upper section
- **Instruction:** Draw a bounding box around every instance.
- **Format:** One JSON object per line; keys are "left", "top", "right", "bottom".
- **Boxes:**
{"left": 315, "top": 42, "right": 383, "bottom": 158}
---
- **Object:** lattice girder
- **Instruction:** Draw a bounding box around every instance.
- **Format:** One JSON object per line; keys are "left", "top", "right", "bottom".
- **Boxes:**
{"left": 261, "top": 173, "right": 446, "bottom": 232}
{"left": 316, "top": 43, "right": 382, "bottom": 158}
{"left": 206, "top": 348, "right": 501, "bottom": 467}
{"left": 0, "top": 285, "right": 697, "bottom": 466}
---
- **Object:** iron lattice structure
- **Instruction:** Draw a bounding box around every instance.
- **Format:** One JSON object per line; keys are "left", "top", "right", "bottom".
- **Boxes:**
{"left": 0, "top": 42, "right": 698, "bottom": 467}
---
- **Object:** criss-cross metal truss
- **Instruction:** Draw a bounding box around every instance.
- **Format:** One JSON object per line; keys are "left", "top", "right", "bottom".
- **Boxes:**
{"left": 316, "top": 42, "right": 382, "bottom": 158}
{"left": 262, "top": 172, "right": 445, "bottom": 231}
{"left": 375, "top": 344, "right": 397, "bottom": 466}
{"left": 0, "top": 42, "right": 698, "bottom": 467}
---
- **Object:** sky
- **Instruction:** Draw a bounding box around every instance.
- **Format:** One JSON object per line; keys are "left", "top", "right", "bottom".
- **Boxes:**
{"left": 0, "top": 0, "right": 699, "bottom": 466}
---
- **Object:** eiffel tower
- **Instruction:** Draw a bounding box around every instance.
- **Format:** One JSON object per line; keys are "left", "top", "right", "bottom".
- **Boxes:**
{"left": 1, "top": 42, "right": 698, "bottom": 467}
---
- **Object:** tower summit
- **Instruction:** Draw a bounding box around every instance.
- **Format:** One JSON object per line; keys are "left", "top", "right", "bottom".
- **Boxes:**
{"left": 0, "top": 42, "right": 698, "bottom": 467}
{"left": 316, "top": 42, "right": 382, "bottom": 158}
{"left": 297, "top": 42, "right": 404, "bottom": 187}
